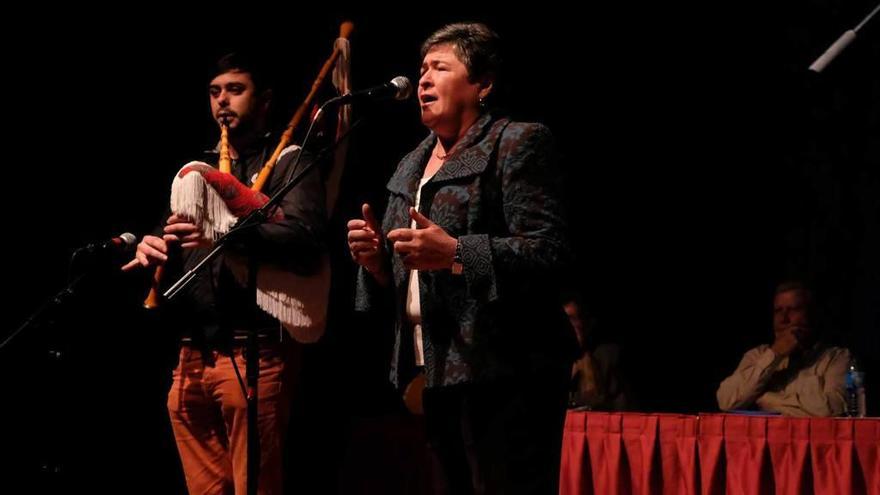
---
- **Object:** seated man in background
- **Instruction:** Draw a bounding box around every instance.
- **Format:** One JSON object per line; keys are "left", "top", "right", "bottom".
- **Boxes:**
{"left": 717, "top": 281, "right": 850, "bottom": 416}
{"left": 564, "top": 294, "right": 632, "bottom": 411}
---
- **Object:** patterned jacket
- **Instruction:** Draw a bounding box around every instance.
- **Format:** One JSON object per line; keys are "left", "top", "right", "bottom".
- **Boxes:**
{"left": 357, "top": 112, "right": 578, "bottom": 388}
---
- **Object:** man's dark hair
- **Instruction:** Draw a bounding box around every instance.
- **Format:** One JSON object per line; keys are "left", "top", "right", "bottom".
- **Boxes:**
{"left": 211, "top": 50, "right": 273, "bottom": 94}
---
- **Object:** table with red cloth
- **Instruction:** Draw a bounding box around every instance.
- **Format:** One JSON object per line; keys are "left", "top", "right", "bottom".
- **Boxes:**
{"left": 560, "top": 411, "right": 880, "bottom": 494}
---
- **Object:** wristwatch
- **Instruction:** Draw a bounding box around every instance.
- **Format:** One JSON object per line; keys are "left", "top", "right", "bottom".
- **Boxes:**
{"left": 451, "top": 239, "right": 463, "bottom": 275}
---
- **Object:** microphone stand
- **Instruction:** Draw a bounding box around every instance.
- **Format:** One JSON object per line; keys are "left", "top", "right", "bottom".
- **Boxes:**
{"left": 1, "top": 245, "right": 126, "bottom": 487}
{"left": 1, "top": 247, "right": 120, "bottom": 352}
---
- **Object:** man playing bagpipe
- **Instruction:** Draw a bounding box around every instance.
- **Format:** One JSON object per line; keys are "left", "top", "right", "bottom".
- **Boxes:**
{"left": 123, "top": 50, "right": 330, "bottom": 495}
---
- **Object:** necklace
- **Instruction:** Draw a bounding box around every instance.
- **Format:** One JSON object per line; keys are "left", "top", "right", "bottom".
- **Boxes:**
{"left": 434, "top": 143, "right": 451, "bottom": 160}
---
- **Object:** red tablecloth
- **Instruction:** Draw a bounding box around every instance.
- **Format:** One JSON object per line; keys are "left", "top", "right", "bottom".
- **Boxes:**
{"left": 561, "top": 411, "right": 880, "bottom": 495}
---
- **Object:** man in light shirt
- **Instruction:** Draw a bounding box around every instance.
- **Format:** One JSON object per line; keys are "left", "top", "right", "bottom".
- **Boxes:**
{"left": 717, "top": 281, "right": 850, "bottom": 417}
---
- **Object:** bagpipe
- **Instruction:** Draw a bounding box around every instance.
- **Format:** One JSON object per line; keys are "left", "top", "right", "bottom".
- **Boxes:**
{"left": 143, "top": 21, "right": 355, "bottom": 343}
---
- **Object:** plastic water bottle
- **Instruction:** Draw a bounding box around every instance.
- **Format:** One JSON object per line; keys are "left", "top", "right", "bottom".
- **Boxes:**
{"left": 845, "top": 357, "right": 866, "bottom": 417}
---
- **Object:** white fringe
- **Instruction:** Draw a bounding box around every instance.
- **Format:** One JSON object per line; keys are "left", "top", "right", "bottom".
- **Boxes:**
{"left": 227, "top": 253, "right": 331, "bottom": 344}
{"left": 170, "top": 161, "right": 238, "bottom": 240}
{"left": 256, "top": 256, "right": 330, "bottom": 343}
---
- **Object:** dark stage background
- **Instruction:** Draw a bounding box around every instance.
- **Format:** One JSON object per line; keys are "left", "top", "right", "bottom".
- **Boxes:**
{"left": 1, "top": 3, "right": 877, "bottom": 493}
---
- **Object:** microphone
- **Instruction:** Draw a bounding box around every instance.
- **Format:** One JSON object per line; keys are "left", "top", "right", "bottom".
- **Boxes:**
{"left": 326, "top": 76, "right": 413, "bottom": 105}
{"left": 808, "top": 3, "right": 880, "bottom": 72}
{"left": 75, "top": 232, "right": 137, "bottom": 257}
{"left": 808, "top": 30, "right": 857, "bottom": 73}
